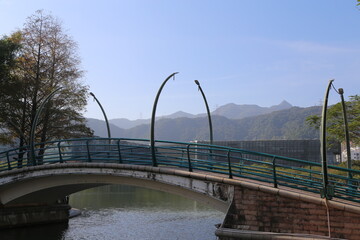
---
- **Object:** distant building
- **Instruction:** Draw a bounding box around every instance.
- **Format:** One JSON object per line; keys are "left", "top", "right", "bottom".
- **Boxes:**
{"left": 341, "top": 145, "right": 360, "bottom": 162}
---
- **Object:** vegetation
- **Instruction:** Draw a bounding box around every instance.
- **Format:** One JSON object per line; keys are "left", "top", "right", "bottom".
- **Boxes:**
{"left": 306, "top": 95, "right": 360, "bottom": 145}
{"left": 0, "top": 33, "right": 22, "bottom": 144}
{"left": 0, "top": 10, "right": 92, "bottom": 154}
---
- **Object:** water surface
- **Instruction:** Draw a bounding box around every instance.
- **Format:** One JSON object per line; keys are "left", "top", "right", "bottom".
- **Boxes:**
{"left": 1, "top": 185, "right": 224, "bottom": 240}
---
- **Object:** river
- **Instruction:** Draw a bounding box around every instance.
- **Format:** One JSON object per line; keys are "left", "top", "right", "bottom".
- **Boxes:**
{"left": 0, "top": 185, "right": 225, "bottom": 240}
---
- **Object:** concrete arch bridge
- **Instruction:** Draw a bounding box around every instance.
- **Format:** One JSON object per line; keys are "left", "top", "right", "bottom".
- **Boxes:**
{"left": 1, "top": 137, "right": 360, "bottom": 239}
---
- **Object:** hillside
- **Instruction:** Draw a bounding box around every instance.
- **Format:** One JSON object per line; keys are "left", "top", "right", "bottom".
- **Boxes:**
{"left": 86, "top": 118, "right": 125, "bottom": 137}
{"left": 109, "top": 101, "right": 292, "bottom": 129}
{"left": 212, "top": 100, "right": 292, "bottom": 119}
{"left": 87, "top": 106, "right": 321, "bottom": 141}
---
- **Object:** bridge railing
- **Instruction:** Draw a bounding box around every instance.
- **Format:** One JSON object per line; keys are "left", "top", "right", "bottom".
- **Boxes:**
{"left": 1, "top": 137, "right": 359, "bottom": 203}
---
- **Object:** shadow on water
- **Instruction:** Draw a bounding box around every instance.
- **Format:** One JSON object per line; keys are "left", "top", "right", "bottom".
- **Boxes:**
{"left": 0, "top": 222, "right": 68, "bottom": 240}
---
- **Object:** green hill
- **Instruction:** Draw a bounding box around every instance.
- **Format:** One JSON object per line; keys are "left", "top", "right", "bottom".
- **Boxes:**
{"left": 87, "top": 106, "right": 321, "bottom": 141}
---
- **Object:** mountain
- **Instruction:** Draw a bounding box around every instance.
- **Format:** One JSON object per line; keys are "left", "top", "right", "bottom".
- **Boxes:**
{"left": 234, "top": 106, "right": 320, "bottom": 140}
{"left": 159, "top": 111, "right": 198, "bottom": 119}
{"left": 109, "top": 101, "right": 293, "bottom": 129}
{"left": 109, "top": 118, "right": 149, "bottom": 130}
{"left": 86, "top": 106, "right": 321, "bottom": 141}
{"left": 86, "top": 118, "right": 125, "bottom": 137}
{"left": 109, "top": 111, "right": 197, "bottom": 130}
{"left": 269, "top": 100, "right": 293, "bottom": 111}
{"left": 212, "top": 100, "right": 292, "bottom": 119}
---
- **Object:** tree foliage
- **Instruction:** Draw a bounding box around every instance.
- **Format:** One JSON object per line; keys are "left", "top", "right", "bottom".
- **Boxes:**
{"left": 0, "top": 33, "right": 23, "bottom": 144}
{"left": 306, "top": 95, "right": 360, "bottom": 145}
{"left": 0, "top": 10, "right": 93, "bottom": 153}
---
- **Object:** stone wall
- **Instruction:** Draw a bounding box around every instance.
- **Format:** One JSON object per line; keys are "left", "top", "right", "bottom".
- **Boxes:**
{"left": 219, "top": 185, "right": 360, "bottom": 239}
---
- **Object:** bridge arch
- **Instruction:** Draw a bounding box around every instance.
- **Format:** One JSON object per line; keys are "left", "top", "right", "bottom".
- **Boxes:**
{"left": 0, "top": 163, "right": 233, "bottom": 212}
{"left": 2, "top": 137, "right": 360, "bottom": 238}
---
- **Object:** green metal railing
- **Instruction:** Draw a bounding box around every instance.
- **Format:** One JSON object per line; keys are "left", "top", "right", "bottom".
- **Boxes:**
{"left": 1, "top": 138, "right": 359, "bottom": 203}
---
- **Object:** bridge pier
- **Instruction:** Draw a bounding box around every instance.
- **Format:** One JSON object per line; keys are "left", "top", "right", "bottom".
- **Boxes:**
{"left": 0, "top": 204, "right": 70, "bottom": 228}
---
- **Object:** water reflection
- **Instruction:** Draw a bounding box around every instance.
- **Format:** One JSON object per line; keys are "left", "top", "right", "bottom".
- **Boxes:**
{"left": 0, "top": 185, "right": 224, "bottom": 240}
{"left": 69, "top": 185, "right": 210, "bottom": 211}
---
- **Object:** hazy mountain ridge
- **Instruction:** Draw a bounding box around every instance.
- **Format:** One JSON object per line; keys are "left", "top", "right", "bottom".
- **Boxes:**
{"left": 87, "top": 105, "right": 321, "bottom": 141}
{"left": 212, "top": 100, "right": 292, "bottom": 119}
{"left": 109, "top": 118, "right": 149, "bottom": 130}
{"left": 109, "top": 101, "right": 293, "bottom": 129}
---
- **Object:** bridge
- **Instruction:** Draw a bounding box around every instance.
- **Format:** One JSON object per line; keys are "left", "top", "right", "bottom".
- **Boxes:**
{"left": 1, "top": 137, "right": 360, "bottom": 239}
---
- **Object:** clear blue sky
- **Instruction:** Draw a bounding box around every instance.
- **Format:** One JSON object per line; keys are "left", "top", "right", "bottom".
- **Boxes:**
{"left": 1, "top": 0, "right": 360, "bottom": 120}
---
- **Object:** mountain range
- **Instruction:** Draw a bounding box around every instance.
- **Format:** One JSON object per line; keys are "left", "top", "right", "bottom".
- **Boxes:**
{"left": 106, "top": 100, "right": 293, "bottom": 129}
{"left": 86, "top": 101, "right": 321, "bottom": 141}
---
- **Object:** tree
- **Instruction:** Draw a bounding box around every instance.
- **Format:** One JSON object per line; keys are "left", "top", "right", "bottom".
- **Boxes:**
{"left": 0, "top": 33, "right": 23, "bottom": 144}
{"left": 0, "top": 10, "right": 92, "bottom": 162}
{"left": 306, "top": 95, "right": 360, "bottom": 145}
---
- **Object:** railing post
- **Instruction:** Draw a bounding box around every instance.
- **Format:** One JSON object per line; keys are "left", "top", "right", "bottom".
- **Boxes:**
{"left": 187, "top": 144, "right": 193, "bottom": 172}
{"left": 6, "top": 151, "right": 11, "bottom": 170}
{"left": 117, "top": 139, "right": 122, "bottom": 164}
{"left": 58, "top": 141, "right": 63, "bottom": 163}
{"left": 227, "top": 150, "right": 233, "bottom": 179}
{"left": 17, "top": 147, "right": 23, "bottom": 168}
{"left": 272, "top": 156, "right": 278, "bottom": 188}
{"left": 181, "top": 150, "right": 185, "bottom": 166}
{"left": 86, "top": 140, "right": 92, "bottom": 162}
{"left": 238, "top": 152, "right": 243, "bottom": 175}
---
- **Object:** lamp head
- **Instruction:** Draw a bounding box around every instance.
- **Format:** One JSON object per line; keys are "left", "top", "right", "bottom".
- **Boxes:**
{"left": 194, "top": 80, "right": 200, "bottom": 86}
{"left": 338, "top": 88, "right": 344, "bottom": 95}
{"left": 90, "top": 92, "right": 95, "bottom": 97}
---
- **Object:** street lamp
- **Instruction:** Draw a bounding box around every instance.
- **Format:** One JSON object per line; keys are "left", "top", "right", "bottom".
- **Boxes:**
{"left": 90, "top": 92, "right": 111, "bottom": 139}
{"left": 150, "top": 72, "right": 179, "bottom": 167}
{"left": 30, "top": 87, "right": 62, "bottom": 166}
{"left": 320, "top": 79, "right": 334, "bottom": 200}
{"left": 194, "top": 80, "right": 213, "bottom": 145}
{"left": 338, "top": 88, "right": 352, "bottom": 181}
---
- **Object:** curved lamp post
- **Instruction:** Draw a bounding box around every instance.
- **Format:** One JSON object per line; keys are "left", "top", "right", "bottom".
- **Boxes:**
{"left": 30, "top": 87, "right": 62, "bottom": 166}
{"left": 150, "top": 72, "right": 179, "bottom": 166}
{"left": 320, "top": 79, "right": 334, "bottom": 199}
{"left": 338, "top": 88, "right": 352, "bottom": 182}
{"left": 90, "top": 92, "right": 111, "bottom": 139}
{"left": 194, "top": 80, "right": 213, "bottom": 145}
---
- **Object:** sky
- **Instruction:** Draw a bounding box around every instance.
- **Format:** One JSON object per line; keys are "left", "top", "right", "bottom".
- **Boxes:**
{"left": 1, "top": 0, "right": 360, "bottom": 120}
